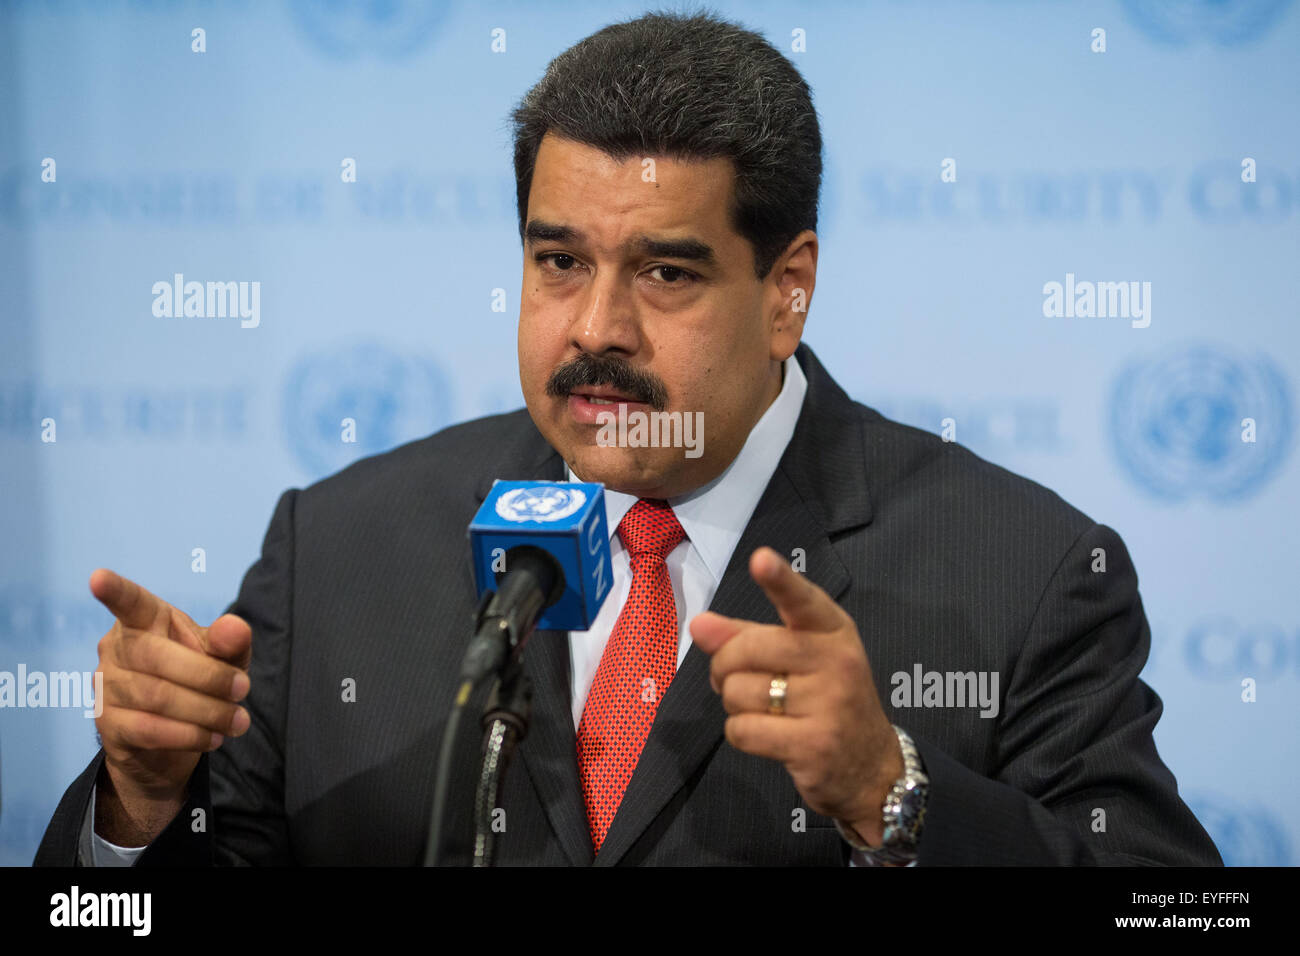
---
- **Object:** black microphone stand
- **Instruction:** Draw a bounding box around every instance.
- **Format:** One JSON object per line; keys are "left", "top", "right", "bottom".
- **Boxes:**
{"left": 471, "top": 649, "right": 532, "bottom": 866}
{"left": 425, "top": 551, "right": 556, "bottom": 866}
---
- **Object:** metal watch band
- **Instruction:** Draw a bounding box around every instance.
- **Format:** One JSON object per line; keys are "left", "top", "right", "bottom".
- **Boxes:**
{"left": 835, "top": 724, "right": 928, "bottom": 864}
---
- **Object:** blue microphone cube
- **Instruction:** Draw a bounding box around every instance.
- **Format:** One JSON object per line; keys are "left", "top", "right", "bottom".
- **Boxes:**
{"left": 468, "top": 481, "right": 613, "bottom": 631}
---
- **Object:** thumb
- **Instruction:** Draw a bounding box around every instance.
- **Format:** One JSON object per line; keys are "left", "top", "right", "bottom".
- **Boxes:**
{"left": 689, "top": 611, "right": 747, "bottom": 655}
{"left": 205, "top": 614, "right": 253, "bottom": 670}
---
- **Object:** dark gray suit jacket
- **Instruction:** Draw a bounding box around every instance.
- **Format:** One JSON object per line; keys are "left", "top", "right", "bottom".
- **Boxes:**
{"left": 35, "top": 344, "right": 1222, "bottom": 866}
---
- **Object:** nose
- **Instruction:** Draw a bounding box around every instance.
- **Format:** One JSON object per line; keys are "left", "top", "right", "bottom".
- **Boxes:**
{"left": 569, "top": 270, "right": 641, "bottom": 357}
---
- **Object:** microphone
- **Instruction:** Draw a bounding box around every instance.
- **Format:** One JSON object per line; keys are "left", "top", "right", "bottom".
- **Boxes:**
{"left": 461, "top": 481, "right": 614, "bottom": 683}
{"left": 427, "top": 481, "right": 614, "bottom": 865}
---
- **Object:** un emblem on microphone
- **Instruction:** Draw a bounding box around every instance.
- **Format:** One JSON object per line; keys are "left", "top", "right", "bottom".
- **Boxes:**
{"left": 495, "top": 486, "right": 587, "bottom": 523}
{"left": 284, "top": 343, "right": 451, "bottom": 479}
{"left": 1109, "top": 346, "right": 1291, "bottom": 502}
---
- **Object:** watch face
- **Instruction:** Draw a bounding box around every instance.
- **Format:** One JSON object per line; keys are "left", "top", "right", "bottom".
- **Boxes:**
{"left": 894, "top": 786, "right": 927, "bottom": 838}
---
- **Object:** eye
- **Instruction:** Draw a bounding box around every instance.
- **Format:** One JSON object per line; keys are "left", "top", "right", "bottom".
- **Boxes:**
{"left": 536, "top": 252, "right": 581, "bottom": 274}
{"left": 647, "top": 265, "right": 697, "bottom": 285}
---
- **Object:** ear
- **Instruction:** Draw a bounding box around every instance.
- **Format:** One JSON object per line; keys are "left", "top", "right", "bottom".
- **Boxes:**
{"left": 766, "top": 230, "right": 818, "bottom": 362}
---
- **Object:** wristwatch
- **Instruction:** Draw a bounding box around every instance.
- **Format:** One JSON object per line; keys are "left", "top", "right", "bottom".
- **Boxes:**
{"left": 834, "top": 725, "right": 928, "bottom": 864}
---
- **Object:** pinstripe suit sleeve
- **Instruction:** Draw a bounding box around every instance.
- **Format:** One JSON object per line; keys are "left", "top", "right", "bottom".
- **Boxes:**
{"left": 911, "top": 523, "right": 1222, "bottom": 866}
{"left": 32, "top": 483, "right": 303, "bottom": 871}
{"left": 205, "top": 488, "right": 299, "bottom": 865}
{"left": 51, "top": 488, "right": 298, "bottom": 867}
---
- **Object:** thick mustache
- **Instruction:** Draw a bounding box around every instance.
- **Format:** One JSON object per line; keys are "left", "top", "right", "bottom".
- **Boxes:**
{"left": 546, "top": 354, "right": 669, "bottom": 411}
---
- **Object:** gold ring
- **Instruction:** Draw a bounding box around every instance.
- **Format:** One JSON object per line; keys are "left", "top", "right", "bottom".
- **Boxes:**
{"left": 768, "top": 674, "right": 789, "bottom": 715}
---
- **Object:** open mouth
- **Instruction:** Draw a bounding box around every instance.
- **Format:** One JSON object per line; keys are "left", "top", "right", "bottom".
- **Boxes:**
{"left": 567, "top": 390, "right": 651, "bottom": 424}
{"left": 571, "top": 388, "right": 645, "bottom": 405}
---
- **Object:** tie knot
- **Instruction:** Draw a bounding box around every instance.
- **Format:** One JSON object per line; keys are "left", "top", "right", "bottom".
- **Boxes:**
{"left": 617, "top": 499, "right": 685, "bottom": 560}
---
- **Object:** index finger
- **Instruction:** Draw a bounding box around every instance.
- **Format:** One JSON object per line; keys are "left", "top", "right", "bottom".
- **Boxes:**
{"left": 90, "top": 569, "right": 169, "bottom": 633}
{"left": 749, "top": 547, "right": 845, "bottom": 633}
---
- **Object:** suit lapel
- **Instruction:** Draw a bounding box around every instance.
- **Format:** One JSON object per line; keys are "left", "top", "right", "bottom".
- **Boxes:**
{"left": 517, "top": 625, "right": 595, "bottom": 865}
{"left": 593, "top": 466, "right": 853, "bottom": 864}
{"left": 593, "top": 344, "right": 874, "bottom": 865}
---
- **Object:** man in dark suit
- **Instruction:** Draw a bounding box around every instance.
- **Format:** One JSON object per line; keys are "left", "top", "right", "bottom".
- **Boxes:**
{"left": 37, "top": 11, "right": 1219, "bottom": 866}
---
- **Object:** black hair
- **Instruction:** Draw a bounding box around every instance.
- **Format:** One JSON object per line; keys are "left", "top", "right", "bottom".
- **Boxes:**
{"left": 510, "top": 9, "right": 822, "bottom": 279}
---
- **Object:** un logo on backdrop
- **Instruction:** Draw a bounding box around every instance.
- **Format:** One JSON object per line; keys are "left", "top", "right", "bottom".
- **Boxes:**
{"left": 1121, "top": 0, "right": 1293, "bottom": 46}
{"left": 1109, "top": 346, "right": 1291, "bottom": 501}
{"left": 284, "top": 344, "right": 451, "bottom": 479}
{"left": 1184, "top": 792, "right": 1292, "bottom": 866}
{"left": 290, "top": 0, "right": 448, "bottom": 59}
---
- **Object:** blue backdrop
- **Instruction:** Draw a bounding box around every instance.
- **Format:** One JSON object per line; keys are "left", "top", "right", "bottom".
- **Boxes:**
{"left": 1, "top": 0, "right": 1296, "bottom": 866}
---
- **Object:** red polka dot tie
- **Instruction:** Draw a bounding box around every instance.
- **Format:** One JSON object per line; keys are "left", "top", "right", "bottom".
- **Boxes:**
{"left": 576, "top": 498, "right": 686, "bottom": 854}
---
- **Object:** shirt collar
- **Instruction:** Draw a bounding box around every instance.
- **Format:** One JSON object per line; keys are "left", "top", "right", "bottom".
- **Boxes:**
{"left": 566, "top": 354, "right": 808, "bottom": 584}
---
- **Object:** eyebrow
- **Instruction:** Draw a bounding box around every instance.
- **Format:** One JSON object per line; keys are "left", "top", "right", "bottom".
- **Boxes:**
{"left": 524, "top": 219, "right": 718, "bottom": 267}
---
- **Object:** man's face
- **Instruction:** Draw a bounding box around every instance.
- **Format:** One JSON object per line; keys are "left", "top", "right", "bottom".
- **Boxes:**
{"left": 518, "top": 132, "right": 812, "bottom": 499}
